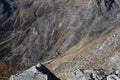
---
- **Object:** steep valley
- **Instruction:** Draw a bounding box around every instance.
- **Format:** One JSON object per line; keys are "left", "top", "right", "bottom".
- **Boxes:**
{"left": 0, "top": 0, "right": 120, "bottom": 80}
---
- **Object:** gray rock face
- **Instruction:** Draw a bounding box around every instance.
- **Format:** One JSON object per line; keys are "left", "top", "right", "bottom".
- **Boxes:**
{"left": 9, "top": 66, "right": 120, "bottom": 80}
{"left": 0, "top": 0, "right": 120, "bottom": 70}
{"left": 102, "top": 49, "right": 120, "bottom": 71}
{"left": 57, "top": 69, "right": 120, "bottom": 80}
{"left": 72, "top": 70, "right": 90, "bottom": 80}
{"left": 107, "top": 74, "right": 120, "bottom": 80}
{"left": 9, "top": 63, "right": 60, "bottom": 80}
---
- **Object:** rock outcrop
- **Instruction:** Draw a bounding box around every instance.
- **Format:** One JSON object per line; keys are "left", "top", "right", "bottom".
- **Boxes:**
{"left": 58, "top": 69, "right": 120, "bottom": 80}
{"left": 0, "top": 0, "right": 120, "bottom": 70}
{"left": 9, "top": 63, "right": 120, "bottom": 80}
{"left": 9, "top": 63, "right": 60, "bottom": 80}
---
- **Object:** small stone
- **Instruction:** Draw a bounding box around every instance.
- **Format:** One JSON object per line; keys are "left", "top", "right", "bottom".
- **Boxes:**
{"left": 107, "top": 74, "right": 120, "bottom": 80}
{"left": 36, "top": 63, "right": 41, "bottom": 68}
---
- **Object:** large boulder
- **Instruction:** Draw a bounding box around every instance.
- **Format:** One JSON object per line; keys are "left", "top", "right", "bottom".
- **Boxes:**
{"left": 9, "top": 63, "right": 60, "bottom": 80}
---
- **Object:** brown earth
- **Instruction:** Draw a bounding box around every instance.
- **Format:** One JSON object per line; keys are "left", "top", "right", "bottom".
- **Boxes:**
{"left": 0, "top": 60, "right": 16, "bottom": 80}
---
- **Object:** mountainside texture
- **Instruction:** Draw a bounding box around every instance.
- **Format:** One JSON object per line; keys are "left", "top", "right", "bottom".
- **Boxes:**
{"left": 1, "top": 0, "right": 120, "bottom": 80}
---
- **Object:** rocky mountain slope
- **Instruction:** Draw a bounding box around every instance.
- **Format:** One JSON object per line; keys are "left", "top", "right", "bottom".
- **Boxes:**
{"left": 9, "top": 63, "right": 120, "bottom": 80}
{"left": 45, "top": 29, "right": 120, "bottom": 79}
{"left": 0, "top": 0, "right": 120, "bottom": 79}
